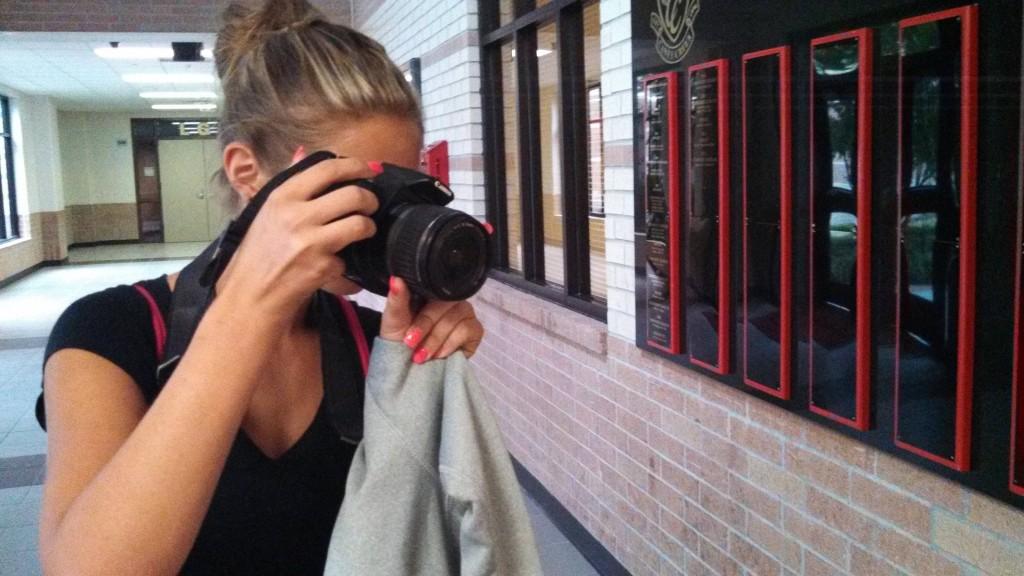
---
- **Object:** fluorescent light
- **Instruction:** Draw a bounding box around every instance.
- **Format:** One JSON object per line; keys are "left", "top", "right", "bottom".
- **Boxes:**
{"left": 140, "top": 91, "right": 218, "bottom": 99}
{"left": 123, "top": 73, "right": 216, "bottom": 84}
{"left": 201, "top": 48, "right": 214, "bottom": 60}
{"left": 95, "top": 46, "right": 174, "bottom": 60}
{"left": 152, "top": 103, "right": 217, "bottom": 111}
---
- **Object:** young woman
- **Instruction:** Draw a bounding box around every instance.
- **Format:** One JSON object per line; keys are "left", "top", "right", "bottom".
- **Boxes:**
{"left": 37, "top": 2, "right": 484, "bottom": 574}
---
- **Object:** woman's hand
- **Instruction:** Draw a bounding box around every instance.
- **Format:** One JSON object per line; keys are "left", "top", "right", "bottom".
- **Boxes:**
{"left": 380, "top": 277, "right": 484, "bottom": 362}
{"left": 217, "top": 157, "right": 381, "bottom": 322}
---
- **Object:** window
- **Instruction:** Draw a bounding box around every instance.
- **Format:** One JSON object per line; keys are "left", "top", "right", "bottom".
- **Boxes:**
{"left": 482, "top": 0, "right": 606, "bottom": 318}
{"left": 0, "top": 95, "right": 18, "bottom": 241}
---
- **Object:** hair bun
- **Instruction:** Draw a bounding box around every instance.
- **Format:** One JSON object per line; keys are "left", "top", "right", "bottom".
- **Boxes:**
{"left": 215, "top": 0, "right": 322, "bottom": 79}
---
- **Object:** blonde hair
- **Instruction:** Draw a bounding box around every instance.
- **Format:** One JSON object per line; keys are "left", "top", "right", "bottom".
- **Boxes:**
{"left": 215, "top": 0, "right": 421, "bottom": 179}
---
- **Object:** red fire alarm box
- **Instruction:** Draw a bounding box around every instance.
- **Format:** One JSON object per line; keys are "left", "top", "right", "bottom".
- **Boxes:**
{"left": 422, "top": 140, "right": 449, "bottom": 185}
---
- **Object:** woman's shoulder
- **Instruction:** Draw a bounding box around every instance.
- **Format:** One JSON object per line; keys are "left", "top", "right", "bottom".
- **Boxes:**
{"left": 45, "top": 277, "right": 171, "bottom": 395}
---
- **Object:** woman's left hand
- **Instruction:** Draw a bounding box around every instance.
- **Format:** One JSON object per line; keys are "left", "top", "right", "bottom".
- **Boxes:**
{"left": 379, "top": 277, "right": 484, "bottom": 363}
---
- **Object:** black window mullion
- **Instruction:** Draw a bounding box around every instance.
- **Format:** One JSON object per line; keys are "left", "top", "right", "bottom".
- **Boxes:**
{"left": 557, "top": 3, "right": 590, "bottom": 299}
{"left": 0, "top": 95, "right": 15, "bottom": 239}
{"left": 482, "top": 44, "right": 510, "bottom": 268}
{"left": 517, "top": 27, "right": 545, "bottom": 283}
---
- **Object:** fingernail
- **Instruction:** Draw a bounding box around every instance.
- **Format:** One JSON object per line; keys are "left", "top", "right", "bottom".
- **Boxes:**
{"left": 482, "top": 221, "right": 495, "bottom": 235}
{"left": 389, "top": 276, "right": 399, "bottom": 295}
{"left": 291, "top": 146, "right": 307, "bottom": 165}
{"left": 404, "top": 328, "right": 422, "bottom": 349}
{"left": 413, "top": 348, "right": 431, "bottom": 364}
{"left": 368, "top": 160, "right": 384, "bottom": 174}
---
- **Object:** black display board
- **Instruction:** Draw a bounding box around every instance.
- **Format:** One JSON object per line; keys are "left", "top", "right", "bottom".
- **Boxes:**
{"left": 642, "top": 73, "right": 682, "bottom": 354}
{"left": 631, "top": 0, "right": 1024, "bottom": 508}
{"left": 742, "top": 47, "right": 793, "bottom": 399}
{"left": 685, "top": 60, "right": 731, "bottom": 374}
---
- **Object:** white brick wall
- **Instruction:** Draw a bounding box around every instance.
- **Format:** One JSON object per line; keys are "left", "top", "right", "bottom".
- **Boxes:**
{"left": 599, "top": 0, "right": 635, "bottom": 342}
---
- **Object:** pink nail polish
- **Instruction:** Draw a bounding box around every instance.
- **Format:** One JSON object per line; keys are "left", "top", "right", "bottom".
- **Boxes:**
{"left": 413, "top": 348, "right": 431, "bottom": 364}
{"left": 291, "top": 146, "right": 307, "bottom": 165}
{"left": 389, "top": 276, "right": 399, "bottom": 295}
{"left": 368, "top": 160, "right": 384, "bottom": 174}
{"left": 404, "top": 328, "right": 422, "bottom": 349}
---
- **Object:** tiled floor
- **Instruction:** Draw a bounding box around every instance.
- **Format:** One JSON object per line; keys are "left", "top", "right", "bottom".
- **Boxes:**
{"left": 0, "top": 248, "right": 599, "bottom": 576}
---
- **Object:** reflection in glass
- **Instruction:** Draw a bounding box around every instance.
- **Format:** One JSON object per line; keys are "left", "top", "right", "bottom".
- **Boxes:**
{"left": 895, "top": 16, "right": 965, "bottom": 461}
{"left": 501, "top": 42, "right": 522, "bottom": 272}
{"left": 743, "top": 51, "right": 787, "bottom": 393}
{"left": 584, "top": 1, "right": 606, "bottom": 303}
{"left": 686, "top": 63, "right": 727, "bottom": 371}
{"left": 810, "top": 36, "right": 866, "bottom": 423}
{"left": 538, "top": 21, "right": 564, "bottom": 288}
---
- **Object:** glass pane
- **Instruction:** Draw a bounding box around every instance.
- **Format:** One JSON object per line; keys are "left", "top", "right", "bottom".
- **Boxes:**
{"left": 810, "top": 37, "right": 863, "bottom": 422}
{"left": 896, "top": 16, "right": 965, "bottom": 460}
{"left": 686, "top": 64, "right": 724, "bottom": 369}
{"left": 538, "top": 21, "right": 564, "bottom": 287}
{"left": 743, "top": 53, "right": 784, "bottom": 392}
{"left": 584, "top": 1, "right": 606, "bottom": 303}
{"left": 499, "top": 0, "right": 515, "bottom": 27}
{"left": 501, "top": 42, "right": 523, "bottom": 272}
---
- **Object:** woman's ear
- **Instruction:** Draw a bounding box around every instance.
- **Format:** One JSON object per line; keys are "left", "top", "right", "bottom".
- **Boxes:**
{"left": 223, "top": 142, "right": 265, "bottom": 201}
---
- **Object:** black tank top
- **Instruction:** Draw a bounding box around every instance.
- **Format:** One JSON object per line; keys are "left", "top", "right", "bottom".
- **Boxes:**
{"left": 38, "top": 276, "right": 381, "bottom": 575}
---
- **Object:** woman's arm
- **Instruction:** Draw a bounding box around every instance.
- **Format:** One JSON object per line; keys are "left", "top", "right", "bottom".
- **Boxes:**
{"left": 40, "top": 299, "right": 282, "bottom": 575}
{"left": 39, "top": 158, "right": 380, "bottom": 576}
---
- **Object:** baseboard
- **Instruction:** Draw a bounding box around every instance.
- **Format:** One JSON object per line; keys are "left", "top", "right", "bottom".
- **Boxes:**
{"left": 512, "top": 458, "right": 630, "bottom": 576}
{"left": 69, "top": 239, "right": 143, "bottom": 248}
{"left": 0, "top": 259, "right": 65, "bottom": 290}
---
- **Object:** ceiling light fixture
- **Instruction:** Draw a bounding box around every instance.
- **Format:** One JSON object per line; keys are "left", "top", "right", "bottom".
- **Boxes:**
{"left": 140, "top": 91, "right": 218, "bottom": 99}
{"left": 123, "top": 73, "right": 216, "bottom": 84}
{"left": 509, "top": 49, "right": 553, "bottom": 59}
{"left": 151, "top": 103, "right": 218, "bottom": 111}
{"left": 95, "top": 46, "right": 174, "bottom": 60}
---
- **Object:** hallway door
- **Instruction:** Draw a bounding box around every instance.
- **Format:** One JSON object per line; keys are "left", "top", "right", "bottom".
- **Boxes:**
{"left": 203, "top": 139, "right": 232, "bottom": 239}
{"left": 159, "top": 139, "right": 210, "bottom": 242}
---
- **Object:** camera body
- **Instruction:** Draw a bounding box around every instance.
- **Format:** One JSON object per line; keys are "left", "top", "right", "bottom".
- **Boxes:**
{"left": 335, "top": 161, "right": 491, "bottom": 301}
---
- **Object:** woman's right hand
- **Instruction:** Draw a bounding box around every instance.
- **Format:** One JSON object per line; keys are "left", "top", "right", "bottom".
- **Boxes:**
{"left": 216, "top": 157, "right": 381, "bottom": 322}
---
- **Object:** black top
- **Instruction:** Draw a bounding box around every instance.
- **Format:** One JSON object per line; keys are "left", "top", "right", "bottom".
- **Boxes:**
{"left": 38, "top": 277, "right": 381, "bottom": 575}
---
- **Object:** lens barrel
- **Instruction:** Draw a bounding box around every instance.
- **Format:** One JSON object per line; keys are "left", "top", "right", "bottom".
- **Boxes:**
{"left": 386, "top": 204, "right": 489, "bottom": 301}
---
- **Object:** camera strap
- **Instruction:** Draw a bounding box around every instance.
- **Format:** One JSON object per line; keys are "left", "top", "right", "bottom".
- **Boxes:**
{"left": 156, "top": 149, "right": 368, "bottom": 444}
{"left": 200, "top": 150, "right": 338, "bottom": 288}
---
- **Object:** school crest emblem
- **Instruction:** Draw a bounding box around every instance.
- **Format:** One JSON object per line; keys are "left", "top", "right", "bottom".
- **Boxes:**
{"left": 650, "top": 0, "right": 700, "bottom": 64}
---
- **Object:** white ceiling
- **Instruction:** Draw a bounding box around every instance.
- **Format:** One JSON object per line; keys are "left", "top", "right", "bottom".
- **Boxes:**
{"left": 0, "top": 31, "right": 220, "bottom": 112}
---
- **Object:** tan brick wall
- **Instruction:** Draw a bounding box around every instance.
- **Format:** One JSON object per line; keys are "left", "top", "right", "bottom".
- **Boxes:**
{"left": 0, "top": 210, "right": 67, "bottom": 282}
{"left": 68, "top": 203, "right": 138, "bottom": 244}
{"left": 472, "top": 280, "right": 1024, "bottom": 576}
{"left": 0, "top": 0, "right": 352, "bottom": 33}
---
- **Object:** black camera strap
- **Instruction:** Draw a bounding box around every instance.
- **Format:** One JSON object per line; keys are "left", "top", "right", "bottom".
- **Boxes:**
{"left": 157, "top": 150, "right": 366, "bottom": 444}
{"left": 200, "top": 150, "right": 338, "bottom": 288}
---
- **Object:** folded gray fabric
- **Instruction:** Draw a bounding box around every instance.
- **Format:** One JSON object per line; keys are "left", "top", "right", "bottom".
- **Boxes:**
{"left": 324, "top": 339, "right": 542, "bottom": 576}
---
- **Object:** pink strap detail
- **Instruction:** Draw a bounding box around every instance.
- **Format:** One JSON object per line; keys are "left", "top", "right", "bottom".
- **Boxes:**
{"left": 337, "top": 297, "right": 369, "bottom": 377}
{"left": 134, "top": 284, "right": 167, "bottom": 361}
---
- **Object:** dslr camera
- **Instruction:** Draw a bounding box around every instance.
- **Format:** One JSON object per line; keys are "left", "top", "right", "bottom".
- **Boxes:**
{"left": 324, "top": 153, "right": 491, "bottom": 301}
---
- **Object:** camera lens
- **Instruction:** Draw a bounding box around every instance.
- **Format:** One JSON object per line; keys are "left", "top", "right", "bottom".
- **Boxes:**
{"left": 387, "top": 205, "right": 490, "bottom": 301}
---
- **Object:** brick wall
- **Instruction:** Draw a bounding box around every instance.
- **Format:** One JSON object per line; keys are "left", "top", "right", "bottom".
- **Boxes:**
{"left": 473, "top": 281, "right": 1024, "bottom": 576}
{"left": 0, "top": 0, "right": 352, "bottom": 32}
{"left": 357, "top": 2, "right": 1024, "bottom": 575}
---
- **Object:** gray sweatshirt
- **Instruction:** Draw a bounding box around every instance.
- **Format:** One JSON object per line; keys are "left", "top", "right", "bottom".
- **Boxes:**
{"left": 324, "top": 339, "right": 543, "bottom": 575}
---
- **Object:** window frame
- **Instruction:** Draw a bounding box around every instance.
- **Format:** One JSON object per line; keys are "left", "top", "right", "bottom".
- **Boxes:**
{"left": 0, "top": 94, "right": 19, "bottom": 241}
{"left": 481, "top": 0, "right": 606, "bottom": 321}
